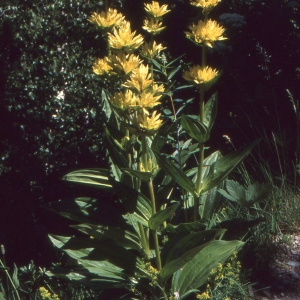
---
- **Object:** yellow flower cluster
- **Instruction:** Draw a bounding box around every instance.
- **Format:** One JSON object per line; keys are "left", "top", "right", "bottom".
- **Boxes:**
{"left": 88, "top": 8, "right": 124, "bottom": 31}
{"left": 140, "top": 41, "right": 166, "bottom": 59}
{"left": 185, "top": 19, "right": 226, "bottom": 48}
{"left": 190, "top": 0, "right": 221, "bottom": 14}
{"left": 183, "top": 66, "right": 219, "bottom": 90}
{"left": 109, "top": 21, "right": 144, "bottom": 53}
{"left": 183, "top": 0, "right": 225, "bottom": 90}
{"left": 39, "top": 287, "right": 60, "bottom": 300}
{"left": 143, "top": 1, "right": 170, "bottom": 35}
{"left": 90, "top": 4, "right": 168, "bottom": 136}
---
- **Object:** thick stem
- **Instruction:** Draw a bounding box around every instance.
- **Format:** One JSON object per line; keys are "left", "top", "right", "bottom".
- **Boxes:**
{"left": 138, "top": 223, "right": 150, "bottom": 260}
{"left": 141, "top": 137, "right": 162, "bottom": 271}
{"left": 148, "top": 180, "right": 162, "bottom": 271}
{"left": 194, "top": 43, "right": 206, "bottom": 221}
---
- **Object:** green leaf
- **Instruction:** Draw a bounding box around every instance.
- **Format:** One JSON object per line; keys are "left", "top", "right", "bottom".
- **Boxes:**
{"left": 148, "top": 202, "right": 179, "bottom": 230}
{"left": 181, "top": 114, "right": 209, "bottom": 143}
{"left": 160, "top": 243, "right": 210, "bottom": 283}
{"left": 203, "top": 93, "right": 218, "bottom": 132}
{"left": 62, "top": 168, "right": 112, "bottom": 189}
{"left": 165, "top": 230, "right": 225, "bottom": 264}
{"left": 154, "top": 151, "right": 196, "bottom": 196}
{"left": 164, "top": 221, "right": 206, "bottom": 235}
{"left": 69, "top": 224, "right": 142, "bottom": 251}
{"left": 201, "top": 139, "right": 261, "bottom": 193}
{"left": 12, "top": 264, "right": 20, "bottom": 289}
{"left": 45, "top": 197, "right": 123, "bottom": 226}
{"left": 167, "top": 65, "right": 182, "bottom": 80}
{"left": 49, "top": 235, "right": 138, "bottom": 278}
{"left": 111, "top": 181, "right": 152, "bottom": 223}
{"left": 121, "top": 168, "right": 152, "bottom": 181}
{"left": 172, "top": 240, "right": 244, "bottom": 296}
{"left": 219, "top": 180, "right": 271, "bottom": 208}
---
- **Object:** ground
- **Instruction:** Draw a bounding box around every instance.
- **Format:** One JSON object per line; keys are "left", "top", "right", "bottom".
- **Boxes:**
{"left": 252, "top": 234, "right": 300, "bottom": 300}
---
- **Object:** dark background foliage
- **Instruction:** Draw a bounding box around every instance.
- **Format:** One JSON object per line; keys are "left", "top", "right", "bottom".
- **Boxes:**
{"left": 0, "top": 0, "right": 299, "bottom": 266}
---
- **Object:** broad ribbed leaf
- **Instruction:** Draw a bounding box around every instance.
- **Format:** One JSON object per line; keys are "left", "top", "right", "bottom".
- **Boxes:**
{"left": 154, "top": 151, "right": 196, "bottom": 196}
{"left": 203, "top": 93, "right": 218, "bottom": 132}
{"left": 181, "top": 114, "right": 209, "bottom": 143}
{"left": 165, "top": 230, "right": 225, "bottom": 264}
{"left": 49, "top": 235, "right": 138, "bottom": 279}
{"left": 165, "top": 221, "right": 206, "bottom": 235}
{"left": 45, "top": 197, "right": 122, "bottom": 226}
{"left": 160, "top": 243, "right": 212, "bottom": 283}
{"left": 62, "top": 168, "right": 112, "bottom": 189}
{"left": 201, "top": 139, "right": 261, "bottom": 193}
{"left": 172, "top": 240, "right": 244, "bottom": 296}
{"left": 148, "top": 203, "right": 179, "bottom": 230}
{"left": 121, "top": 168, "right": 152, "bottom": 181}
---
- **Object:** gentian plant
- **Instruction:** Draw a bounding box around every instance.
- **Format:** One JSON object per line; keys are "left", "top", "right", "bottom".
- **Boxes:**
{"left": 46, "top": 1, "right": 259, "bottom": 299}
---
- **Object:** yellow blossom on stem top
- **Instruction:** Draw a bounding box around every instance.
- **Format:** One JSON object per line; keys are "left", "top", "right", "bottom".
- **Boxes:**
{"left": 139, "top": 91, "right": 161, "bottom": 108}
{"left": 140, "top": 40, "right": 166, "bottom": 59}
{"left": 88, "top": 8, "right": 124, "bottom": 31}
{"left": 185, "top": 19, "right": 226, "bottom": 47}
{"left": 190, "top": 0, "right": 221, "bottom": 14}
{"left": 92, "top": 57, "right": 112, "bottom": 75}
{"left": 128, "top": 110, "right": 163, "bottom": 136}
{"left": 110, "top": 90, "right": 139, "bottom": 109}
{"left": 109, "top": 53, "right": 142, "bottom": 75}
{"left": 143, "top": 18, "right": 166, "bottom": 35}
{"left": 123, "top": 64, "right": 153, "bottom": 92}
{"left": 108, "top": 21, "right": 144, "bottom": 53}
{"left": 183, "top": 65, "right": 219, "bottom": 89}
{"left": 139, "top": 110, "right": 163, "bottom": 131}
{"left": 144, "top": 1, "right": 170, "bottom": 19}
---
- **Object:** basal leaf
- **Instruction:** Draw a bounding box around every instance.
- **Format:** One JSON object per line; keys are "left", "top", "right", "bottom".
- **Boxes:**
{"left": 172, "top": 240, "right": 244, "bottom": 296}
{"left": 62, "top": 168, "right": 112, "bottom": 189}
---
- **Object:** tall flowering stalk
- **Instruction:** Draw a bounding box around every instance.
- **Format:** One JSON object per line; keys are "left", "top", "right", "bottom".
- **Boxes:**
{"left": 183, "top": 0, "right": 226, "bottom": 220}
{"left": 48, "top": 1, "right": 261, "bottom": 299}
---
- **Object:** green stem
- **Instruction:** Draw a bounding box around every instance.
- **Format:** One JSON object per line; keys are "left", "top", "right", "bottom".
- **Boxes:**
{"left": 147, "top": 180, "right": 162, "bottom": 270}
{"left": 141, "top": 136, "right": 162, "bottom": 270}
{"left": 138, "top": 223, "right": 150, "bottom": 260}
{"left": 194, "top": 43, "right": 206, "bottom": 221}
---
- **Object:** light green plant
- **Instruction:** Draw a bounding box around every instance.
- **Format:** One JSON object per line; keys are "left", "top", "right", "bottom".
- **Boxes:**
{"left": 45, "top": 1, "right": 261, "bottom": 299}
{"left": 196, "top": 252, "right": 249, "bottom": 300}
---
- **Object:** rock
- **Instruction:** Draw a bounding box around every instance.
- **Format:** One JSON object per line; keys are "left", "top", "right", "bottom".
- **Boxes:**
{"left": 287, "top": 261, "right": 300, "bottom": 267}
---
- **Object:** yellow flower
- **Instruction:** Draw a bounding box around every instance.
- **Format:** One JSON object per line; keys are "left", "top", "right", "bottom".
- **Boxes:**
{"left": 183, "top": 65, "right": 219, "bottom": 89}
{"left": 139, "top": 91, "right": 161, "bottom": 108}
{"left": 123, "top": 64, "right": 153, "bottom": 92}
{"left": 88, "top": 8, "right": 124, "bottom": 31}
{"left": 185, "top": 19, "right": 226, "bottom": 47}
{"left": 140, "top": 40, "right": 166, "bottom": 59}
{"left": 143, "top": 18, "right": 166, "bottom": 35}
{"left": 190, "top": 0, "right": 221, "bottom": 13}
{"left": 92, "top": 56, "right": 113, "bottom": 75}
{"left": 139, "top": 110, "right": 162, "bottom": 131}
{"left": 108, "top": 21, "right": 144, "bottom": 53}
{"left": 110, "top": 90, "right": 139, "bottom": 109}
{"left": 109, "top": 53, "right": 142, "bottom": 75}
{"left": 144, "top": 1, "right": 170, "bottom": 19}
{"left": 196, "top": 291, "right": 211, "bottom": 300}
{"left": 151, "top": 83, "right": 165, "bottom": 96}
